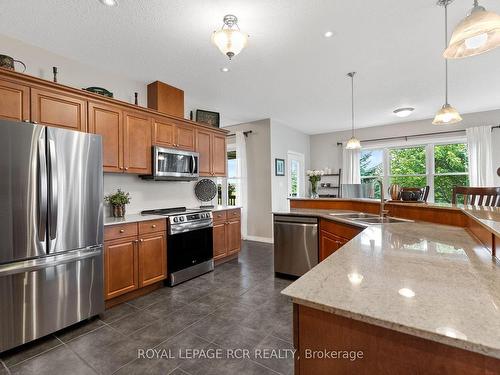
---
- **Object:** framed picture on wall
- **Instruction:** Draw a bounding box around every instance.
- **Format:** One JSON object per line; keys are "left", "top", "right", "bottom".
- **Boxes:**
{"left": 275, "top": 158, "right": 285, "bottom": 176}
{"left": 195, "top": 109, "right": 220, "bottom": 128}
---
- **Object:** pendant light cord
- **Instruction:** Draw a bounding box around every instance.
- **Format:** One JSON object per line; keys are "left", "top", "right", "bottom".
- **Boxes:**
{"left": 444, "top": 3, "right": 449, "bottom": 105}
{"left": 350, "top": 72, "right": 355, "bottom": 137}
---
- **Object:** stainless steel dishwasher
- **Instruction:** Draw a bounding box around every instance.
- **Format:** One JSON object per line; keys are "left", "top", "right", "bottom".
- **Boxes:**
{"left": 274, "top": 215, "right": 318, "bottom": 277}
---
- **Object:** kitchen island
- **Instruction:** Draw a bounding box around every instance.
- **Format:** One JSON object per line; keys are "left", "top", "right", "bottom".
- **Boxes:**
{"left": 279, "top": 202, "right": 500, "bottom": 374}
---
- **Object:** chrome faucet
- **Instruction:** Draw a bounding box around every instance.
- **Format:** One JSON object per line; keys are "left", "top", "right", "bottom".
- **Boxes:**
{"left": 375, "top": 179, "right": 389, "bottom": 218}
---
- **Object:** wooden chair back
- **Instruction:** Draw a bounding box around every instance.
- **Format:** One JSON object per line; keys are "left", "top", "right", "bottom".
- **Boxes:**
{"left": 451, "top": 186, "right": 500, "bottom": 206}
{"left": 400, "top": 186, "right": 430, "bottom": 202}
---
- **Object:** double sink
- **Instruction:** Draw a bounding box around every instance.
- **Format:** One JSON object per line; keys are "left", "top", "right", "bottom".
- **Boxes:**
{"left": 329, "top": 212, "right": 413, "bottom": 224}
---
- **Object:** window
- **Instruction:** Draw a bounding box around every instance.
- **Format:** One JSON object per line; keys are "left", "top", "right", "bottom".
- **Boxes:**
{"left": 227, "top": 150, "right": 238, "bottom": 206}
{"left": 358, "top": 141, "right": 468, "bottom": 203}
{"left": 360, "top": 149, "right": 383, "bottom": 198}
{"left": 433, "top": 143, "right": 468, "bottom": 203}
{"left": 287, "top": 152, "right": 305, "bottom": 198}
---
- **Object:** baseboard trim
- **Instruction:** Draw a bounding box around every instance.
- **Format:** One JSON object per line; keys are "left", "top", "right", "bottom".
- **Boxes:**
{"left": 244, "top": 235, "right": 274, "bottom": 244}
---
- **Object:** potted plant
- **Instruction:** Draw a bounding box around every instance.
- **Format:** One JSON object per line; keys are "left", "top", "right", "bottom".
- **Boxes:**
{"left": 104, "top": 189, "right": 131, "bottom": 218}
{"left": 306, "top": 170, "right": 325, "bottom": 199}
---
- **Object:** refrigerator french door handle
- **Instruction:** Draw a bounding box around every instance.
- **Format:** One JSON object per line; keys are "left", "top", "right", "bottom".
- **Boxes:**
{"left": 37, "top": 137, "right": 48, "bottom": 242}
{"left": 48, "top": 139, "right": 58, "bottom": 240}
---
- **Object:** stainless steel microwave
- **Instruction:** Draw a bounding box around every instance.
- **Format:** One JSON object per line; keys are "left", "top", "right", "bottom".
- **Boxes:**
{"left": 141, "top": 146, "right": 199, "bottom": 181}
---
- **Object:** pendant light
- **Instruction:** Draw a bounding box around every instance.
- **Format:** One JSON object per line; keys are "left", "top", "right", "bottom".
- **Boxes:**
{"left": 434, "top": 1, "right": 462, "bottom": 125}
{"left": 212, "top": 15, "right": 249, "bottom": 60}
{"left": 444, "top": 0, "right": 500, "bottom": 59}
{"left": 345, "top": 72, "right": 361, "bottom": 150}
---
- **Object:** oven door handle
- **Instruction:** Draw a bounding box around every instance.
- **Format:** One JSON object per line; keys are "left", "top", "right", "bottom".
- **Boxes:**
{"left": 169, "top": 220, "right": 213, "bottom": 235}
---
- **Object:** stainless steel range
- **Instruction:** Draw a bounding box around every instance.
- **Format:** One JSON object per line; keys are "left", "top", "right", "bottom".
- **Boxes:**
{"left": 141, "top": 207, "right": 214, "bottom": 286}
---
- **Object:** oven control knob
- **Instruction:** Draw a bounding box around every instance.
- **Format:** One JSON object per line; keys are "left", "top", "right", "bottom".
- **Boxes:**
{"left": 180, "top": 217, "right": 185, "bottom": 222}
{"left": 173, "top": 217, "right": 178, "bottom": 223}
{"left": 201, "top": 213, "right": 206, "bottom": 218}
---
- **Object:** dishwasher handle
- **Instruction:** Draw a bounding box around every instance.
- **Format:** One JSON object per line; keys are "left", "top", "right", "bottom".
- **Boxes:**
{"left": 274, "top": 215, "right": 318, "bottom": 224}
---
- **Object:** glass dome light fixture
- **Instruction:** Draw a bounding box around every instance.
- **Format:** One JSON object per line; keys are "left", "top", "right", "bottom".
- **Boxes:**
{"left": 434, "top": 1, "right": 463, "bottom": 125}
{"left": 393, "top": 107, "right": 415, "bottom": 118}
{"left": 444, "top": 0, "right": 500, "bottom": 59}
{"left": 212, "top": 15, "right": 249, "bottom": 60}
{"left": 345, "top": 72, "right": 361, "bottom": 150}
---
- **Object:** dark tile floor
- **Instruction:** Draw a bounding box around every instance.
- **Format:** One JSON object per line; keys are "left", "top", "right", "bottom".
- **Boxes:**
{"left": 0, "top": 241, "right": 294, "bottom": 375}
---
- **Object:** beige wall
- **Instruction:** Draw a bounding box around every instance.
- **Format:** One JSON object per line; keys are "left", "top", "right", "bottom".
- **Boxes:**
{"left": 225, "top": 119, "right": 273, "bottom": 241}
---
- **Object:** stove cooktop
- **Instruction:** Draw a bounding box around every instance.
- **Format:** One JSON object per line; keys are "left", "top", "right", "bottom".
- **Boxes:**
{"left": 141, "top": 207, "right": 209, "bottom": 216}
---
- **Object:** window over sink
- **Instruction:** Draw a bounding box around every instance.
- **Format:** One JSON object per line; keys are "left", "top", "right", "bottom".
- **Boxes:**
{"left": 359, "top": 141, "right": 469, "bottom": 203}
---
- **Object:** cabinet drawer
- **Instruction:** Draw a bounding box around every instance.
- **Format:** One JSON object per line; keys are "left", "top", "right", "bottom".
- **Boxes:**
{"left": 104, "top": 223, "right": 138, "bottom": 241}
{"left": 320, "top": 219, "right": 362, "bottom": 241}
{"left": 212, "top": 210, "right": 227, "bottom": 223}
{"left": 139, "top": 219, "right": 166, "bottom": 235}
{"left": 227, "top": 208, "right": 241, "bottom": 219}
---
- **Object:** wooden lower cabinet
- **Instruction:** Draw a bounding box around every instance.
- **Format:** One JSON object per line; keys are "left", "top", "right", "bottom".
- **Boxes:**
{"left": 138, "top": 232, "right": 166, "bottom": 287}
{"left": 104, "top": 237, "right": 138, "bottom": 300}
{"left": 0, "top": 78, "right": 30, "bottom": 122}
{"left": 319, "top": 219, "right": 362, "bottom": 261}
{"left": 104, "top": 219, "right": 167, "bottom": 304}
{"left": 213, "top": 222, "right": 227, "bottom": 260}
{"left": 213, "top": 208, "right": 241, "bottom": 262}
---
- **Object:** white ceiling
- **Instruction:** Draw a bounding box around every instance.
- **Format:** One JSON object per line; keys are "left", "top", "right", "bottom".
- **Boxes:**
{"left": 0, "top": 0, "right": 499, "bottom": 134}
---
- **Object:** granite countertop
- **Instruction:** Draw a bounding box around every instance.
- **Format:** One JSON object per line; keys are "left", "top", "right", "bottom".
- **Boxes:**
{"left": 280, "top": 207, "right": 500, "bottom": 359}
{"left": 104, "top": 214, "right": 166, "bottom": 226}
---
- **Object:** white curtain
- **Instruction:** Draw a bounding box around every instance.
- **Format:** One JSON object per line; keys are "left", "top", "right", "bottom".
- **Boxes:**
{"left": 235, "top": 132, "right": 248, "bottom": 239}
{"left": 466, "top": 126, "right": 494, "bottom": 187}
{"left": 341, "top": 147, "right": 361, "bottom": 184}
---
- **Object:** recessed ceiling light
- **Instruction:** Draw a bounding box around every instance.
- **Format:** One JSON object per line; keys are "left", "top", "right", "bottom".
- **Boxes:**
{"left": 393, "top": 107, "right": 415, "bottom": 118}
{"left": 324, "top": 31, "right": 334, "bottom": 38}
{"left": 398, "top": 288, "right": 416, "bottom": 298}
{"left": 98, "top": 0, "right": 118, "bottom": 7}
{"left": 220, "top": 67, "right": 230, "bottom": 73}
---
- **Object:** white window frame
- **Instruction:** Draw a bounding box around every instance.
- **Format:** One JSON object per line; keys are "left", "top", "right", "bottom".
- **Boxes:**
{"left": 360, "top": 136, "right": 468, "bottom": 203}
{"left": 287, "top": 151, "right": 305, "bottom": 198}
{"left": 226, "top": 144, "right": 240, "bottom": 207}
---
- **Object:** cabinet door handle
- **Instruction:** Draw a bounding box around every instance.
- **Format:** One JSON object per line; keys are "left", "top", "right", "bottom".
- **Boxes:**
{"left": 151, "top": 224, "right": 157, "bottom": 228}
{"left": 119, "top": 229, "right": 125, "bottom": 233}
{"left": 134, "top": 239, "right": 139, "bottom": 243}
{"left": 125, "top": 167, "right": 129, "bottom": 171}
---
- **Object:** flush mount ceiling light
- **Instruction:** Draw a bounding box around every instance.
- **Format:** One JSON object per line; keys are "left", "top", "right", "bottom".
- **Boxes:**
{"left": 434, "top": 1, "right": 462, "bottom": 125}
{"left": 444, "top": 0, "right": 500, "bottom": 59}
{"left": 212, "top": 15, "right": 249, "bottom": 60}
{"left": 324, "top": 31, "right": 334, "bottom": 38}
{"left": 345, "top": 72, "right": 361, "bottom": 150}
{"left": 98, "top": 0, "right": 118, "bottom": 6}
{"left": 220, "top": 67, "right": 230, "bottom": 73}
{"left": 393, "top": 107, "right": 415, "bottom": 118}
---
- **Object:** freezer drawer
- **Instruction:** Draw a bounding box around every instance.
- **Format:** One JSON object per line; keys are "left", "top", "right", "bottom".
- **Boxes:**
{"left": 0, "top": 247, "right": 104, "bottom": 352}
{"left": 274, "top": 216, "right": 318, "bottom": 277}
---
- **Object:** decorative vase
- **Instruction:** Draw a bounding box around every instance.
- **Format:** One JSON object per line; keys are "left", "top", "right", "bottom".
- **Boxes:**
{"left": 310, "top": 180, "right": 319, "bottom": 199}
{"left": 112, "top": 204, "right": 126, "bottom": 218}
{"left": 388, "top": 184, "right": 401, "bottom": 200}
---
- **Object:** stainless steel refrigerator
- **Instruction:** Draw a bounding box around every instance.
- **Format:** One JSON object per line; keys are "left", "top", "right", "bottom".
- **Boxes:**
{"left": 0, "top": 119, "right": 104, "bottom": 352}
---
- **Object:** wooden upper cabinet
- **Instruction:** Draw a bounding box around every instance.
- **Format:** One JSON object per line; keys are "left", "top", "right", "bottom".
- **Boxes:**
{"left": 175, "top": 123, "right": 195, "bottom": 151}
{"left": 212, "top": 133, "right": 227, "bottom": 176}
{"left": 31, "top": 87, "right": 87, "bottom": 131}
{"left": 0, "top": 78, "right": 30, "bottom": 122}
{"left": 89, "top": 101, "right": 123, "bottom": 173}
{"left": 153, "top": 118, "right": 175, "bottom": 148}
{"left": 124, "top": 111, "right": 152, "bottom": 174}
{"left": 153, "top": 118, "right": 195, "bottom": 151}
{"left": 104, "top": 238, "right": 138, "bottom": 300}
{"left": 196, "top": 129, "right": 212, "bottom": 176}
{"left": 196, "top": 129, "right": 227, "bottom": 177}
{"left": 138, "top": 232, "right": 166, "bottom": 287}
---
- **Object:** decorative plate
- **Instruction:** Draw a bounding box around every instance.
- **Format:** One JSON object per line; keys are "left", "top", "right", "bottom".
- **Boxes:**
{"left": 195, "top": 179, "right": 217, "bottom": 202}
